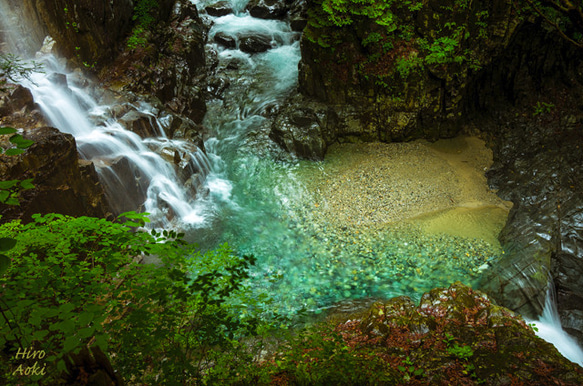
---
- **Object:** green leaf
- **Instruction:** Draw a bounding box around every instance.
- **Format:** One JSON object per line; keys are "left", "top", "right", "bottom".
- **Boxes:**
{"left": 63, "top": 335, "right": 79, "bottom": 352}
{"left": 94, "top": 334, "right": 108, "bottom": 351}
{"left": 0, "top": 127, "right": 17, "bottom": 135}
{"left": 0, "top": 237, "right": 17, "bottom": 252}
{"left": 20, "top": 179, "right": 35, "bottom": 190}
{"left": 0, "top": 180, "right": 19, "bottom": 189}
{"left": 0, "top": 254, "right": 10, "bottom": 274}
{"left": 8, "top": 134, "right": 24, "bottom": 144}
{"left": 5, "top": 197, "right": 19, "bottom": 205}
{"left": 58, "top": 303, "right": 75, "bottom": 314}
{"left": 0, "top": 191, "right": 8, "bottom": 203}
{"left": 32, "top": 329, "right": 49, "bottom": 340}
{"left": 4, "top": 148, "right": 24, "bottom": 156}
{"left": 78, "top": 311, "right": 94, "bottom": 326}
{"left": 58, "top": 319, "right": 76, "bottom": 335}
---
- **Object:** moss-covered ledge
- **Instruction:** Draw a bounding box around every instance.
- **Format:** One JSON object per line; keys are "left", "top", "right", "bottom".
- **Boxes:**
{"left": 249, "top": 282, "right": 583, "bottom": 385}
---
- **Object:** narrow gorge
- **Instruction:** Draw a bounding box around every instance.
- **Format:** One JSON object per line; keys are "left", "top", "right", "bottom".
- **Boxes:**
{"left": 1, "top": 0, "right": 583, "bottom": 384}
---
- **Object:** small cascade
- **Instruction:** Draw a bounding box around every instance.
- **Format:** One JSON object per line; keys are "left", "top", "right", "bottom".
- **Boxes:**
{"left": 21, "top": 64, "right": 212, "bottom": 227}
{"left": 526, "top": 283, "right": 583, "bottom": 366}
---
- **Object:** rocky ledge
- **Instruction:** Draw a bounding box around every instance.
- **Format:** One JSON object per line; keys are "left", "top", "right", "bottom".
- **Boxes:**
{"left": 264, "top": 283, "right": 583, "bottom": 385}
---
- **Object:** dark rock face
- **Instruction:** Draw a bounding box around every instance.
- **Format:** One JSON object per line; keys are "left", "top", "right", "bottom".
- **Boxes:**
{"left": 0, "top": 86, "right": 36, "bottom": 117}
{"left": 470, "top": 23, "right": 583, "bottom": 345}
{"left": 0, "top": 126, "right": 110, "bottom": 222}
{"left": 6, "top": 0, "right": 134, "bottom": 68}
{"left": 239, "top": 34, "right": 273, "bottom": 54}
{"left": 118, "top": 110, "right": 162, "bottom": 139}
{"left": 103, "top": 0, "right": 208, "bottom": 125}
{"left": 285, "top": 0, "right": 518, "bottom": 157}
{"left": 214, "top": 32, "right": 236, "bottom": 49}
{"left": 205, "top": 1, "right": 233, "bottom": 17}
{"left": 246, "top": 0, "right": 289, "bottom": 20}
{"left": 270, "top": 94, "right": 338, "bottom": 160}
{"left": 288, "top": 0, "right": 308, "bottom": 32}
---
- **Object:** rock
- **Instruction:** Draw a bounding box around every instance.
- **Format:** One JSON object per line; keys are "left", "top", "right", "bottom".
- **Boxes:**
{"left": 239, "top": 34, "right": 272, "bottom": 54}
{"left": 322, "top": 282, "right": 583, "bottom": 385}
{"left": 99, "top": 155, "right": 149, "bottom": 216}
{"left": 0, "top": 126, "right": 110, "bottom": 222}
{"left": 290, "top": 17, "right": 308, "bottom": 32}
{"left": 118, "top": 110, "right": 160, "bottom": 138}
{"left": 295, "top": 0, "right": 519, "bottom": 155}
{"left": 214, "top": 32, "right": 236, "bottom": 49}
{"left": 205, "top": 1, "right": 233, "bottom": 17}
{"left": 288, "top": 0, "right": 308, "bottom": 32}
{"left": 246, "top": 0, "right": 288, "bottom": 20}
{"left": 6, "top": 0, "right": 134, "bottom": 69}
{"left": 102, "top": 0, "right": 208, "bottom": 125}
{"left": 61, "top": 346, "right": 122, "bottom": 386}
{"left": 270, "top": 109, "right": 326, "bottom": 160}
{"left": 47, "top": 73, "right": 68, "bottom": 88}
{"left": 472, "top": 22, "right": 583, "bottom": 346}
{"left": 270, "top": 95, "right": 339, "bottom": 160}
{"left": 0, "top": 85, "right": 35, "bottom": 117}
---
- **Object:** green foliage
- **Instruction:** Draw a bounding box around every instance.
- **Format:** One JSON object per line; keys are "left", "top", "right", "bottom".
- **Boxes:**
{"left": 447, "top": 343, "right": 474, "bottom": 361}
{"left": 127, "top": 0, "right": 159, "bottom": 49}
{"left": 528, "top": 322, "right": 539, "bottom": 332}
{"left": 0, "top": 127, "right": 35, "bottom": 276}
{"left": 397, "top": 356, "right": 425, "bottom": 381}
{"left": 0, "top": 54, "right": 43, "bottom": 91}
{"left": 0, "top": 213, "right": 267, "bottom": 384}
{"left": 0, "top": 127, "right": 35, "bottom": 209}
{"left": 267, "top": 325, "right": 386, "bottom": 384}
{"left": 1, "top": 127, "right": 35, "bottom": 157}
{"left": 533, "top": 101, "right": 555, "bottom": 116}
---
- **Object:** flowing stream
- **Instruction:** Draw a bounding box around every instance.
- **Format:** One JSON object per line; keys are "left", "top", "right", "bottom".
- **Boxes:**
{"left": 192, "top": 0, "right": 505, "bottom": 314}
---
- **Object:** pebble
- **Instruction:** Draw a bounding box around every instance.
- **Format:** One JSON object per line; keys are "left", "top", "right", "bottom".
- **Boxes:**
{"left": 232, "top": 138, "right": 512, "bottom": 317}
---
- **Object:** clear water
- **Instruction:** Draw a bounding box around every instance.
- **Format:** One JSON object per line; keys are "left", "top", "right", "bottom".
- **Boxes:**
{"left": 188, "top": 1, "right": 504, "bottom": 316}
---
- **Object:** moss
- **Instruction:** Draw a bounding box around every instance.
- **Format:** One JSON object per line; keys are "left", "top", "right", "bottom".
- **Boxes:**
{"left": 253, "top": 283, "right": 583, "bottom": 385}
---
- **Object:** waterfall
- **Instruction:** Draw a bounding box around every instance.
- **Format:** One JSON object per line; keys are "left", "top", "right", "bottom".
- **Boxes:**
{"left": 526, "top": 282, "right": 583, "bottom": 366}
{"left": 0, "top": 2, "right": 212, "bottom": 228}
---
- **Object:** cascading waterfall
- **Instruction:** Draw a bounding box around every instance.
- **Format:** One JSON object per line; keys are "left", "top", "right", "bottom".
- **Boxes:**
{"left": 0, "top": 2, "right": 212, "bottom": 228}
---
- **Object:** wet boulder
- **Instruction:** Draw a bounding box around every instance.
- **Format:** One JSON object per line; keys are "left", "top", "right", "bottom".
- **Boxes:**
{"left": 246, "top": 0, "right": 289, "bottom": 20}
{"left": 0, "top": 86, "right": 35, "bottom": 117}
{"left": 205, "top": 1, "right": 233, "bottom": 17}
{"left": 118, "top": 110, "right": 160, "bottom": 138}
{"left": 0, "top": 126, "right": 110, "bottom": 222}
{"left": 214, "top": 32, "right": 236, "bottom": 49}
{"left": 239, "top": 33, "right": 273, "bottom": 54}
{"left": 99, "top": 156, "right": 148, "bottom": 216}
{"left": 270, "top": 95, "right": 338, "bottom": 160}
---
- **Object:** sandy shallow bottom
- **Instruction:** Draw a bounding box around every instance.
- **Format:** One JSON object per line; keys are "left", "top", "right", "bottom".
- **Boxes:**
{"left": 296, "top": 135, "right": 512, "bottom": 245}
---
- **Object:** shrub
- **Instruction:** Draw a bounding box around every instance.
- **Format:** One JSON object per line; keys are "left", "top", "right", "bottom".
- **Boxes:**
{"left": 0, "top": 213, "right": 262, "bottom": 384}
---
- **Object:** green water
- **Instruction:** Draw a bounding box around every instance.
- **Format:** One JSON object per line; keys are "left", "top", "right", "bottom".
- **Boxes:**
{"left": 192, "top": 153, "right": 504, "bottom": 317}
{"left": 193, "top": 14, "right": 505, "bottom": 317}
